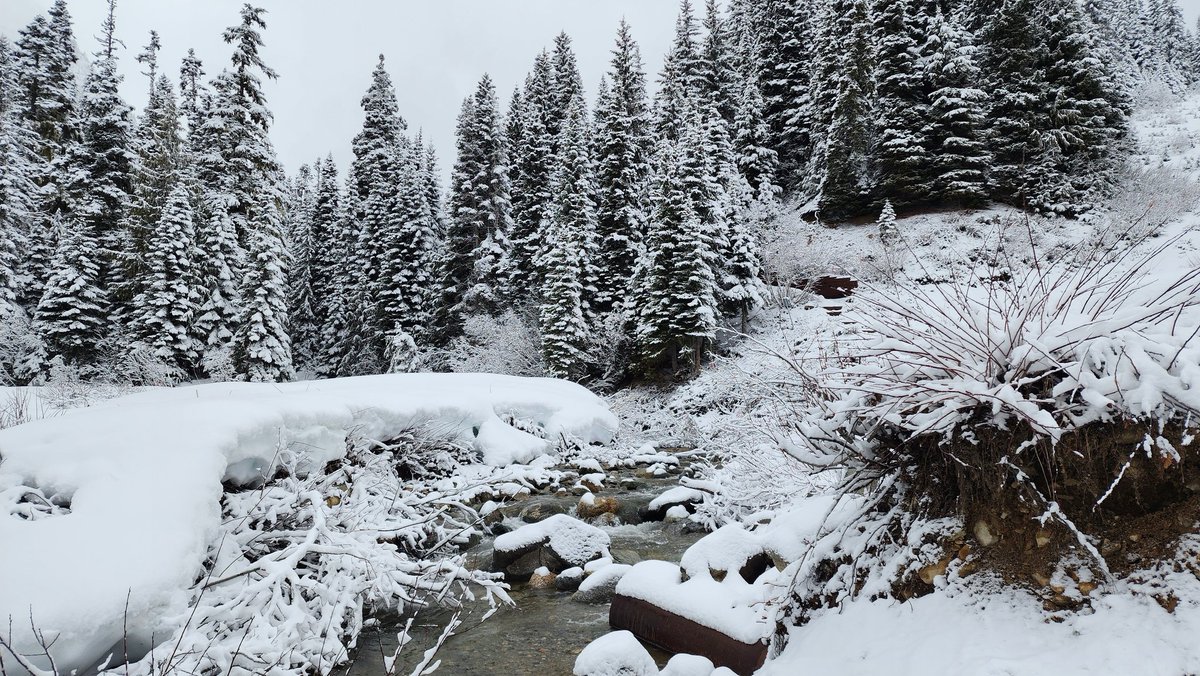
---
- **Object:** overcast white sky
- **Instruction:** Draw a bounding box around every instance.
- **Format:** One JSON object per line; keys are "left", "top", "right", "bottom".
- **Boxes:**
{"left": 2, "top": 0, "right": 1199, "bottom": 179}
{"left": 0, "top": 0, "right": 684, "bottom": 179}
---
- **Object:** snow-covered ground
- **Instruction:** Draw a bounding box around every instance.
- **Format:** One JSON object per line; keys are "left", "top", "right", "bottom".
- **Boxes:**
{"left": 0, "top": 373, "right": 615, "bottom": 674}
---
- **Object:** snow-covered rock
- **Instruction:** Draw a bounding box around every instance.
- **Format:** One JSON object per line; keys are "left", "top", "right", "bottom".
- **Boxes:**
{"left": 492, "top": 513, "right": 612, "bottom": 577}
{"left": 573, "top": 563, "right": 632, "bottom": 604}
{"left": 573, "top": 630, "right": 658, "bottom": 676}
{"left": 0, "top": 373, "right": 616, "bottom": 674}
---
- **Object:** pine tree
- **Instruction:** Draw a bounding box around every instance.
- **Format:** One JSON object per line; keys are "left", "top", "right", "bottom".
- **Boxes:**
{"left": 549, "top": 32, "right": 584, "bottom": 144}
{"left": 131, "top": 182, "right": 198, "bottom": 369}
{"left": 753, "top": 0, "right": 816, "bottom": 192}
{"left": 877, "top": 198, "right": 899, "bottom": 245}
{"left": 656, "top": 0, "right": 705, "bottom": 141}
{"left": 231, "top": 200, "right": 293, "bottom": 383}
{"left": 1038, "top": 0, "right": 1128, "bottom": 212}
{"left": 307, "top": 155, "right": 340, "bottom": 353}
{"left": 634, "top": 131, "right": 720, "bottom": 375}
{"left": 507, "top": 52, "right": 556, "bottom": 293}
{"left": 732, "top": 76, "right": 779, "bottom": 196}
{"left": 540, "top": 95, "right": 596, "bottom": 380}
{"left": 35, "top": 212, "right": 108, "bottom": 365}
{"left": 125, "top": 34, "right": 186, "bottom": 308}
{"left": 815, "top": 0, "right": 874, "bottom": 221}
{"left": 179, "top": 48, "right": 207, "bottom": 135}
{"left": 0, "top": 37, "right": 39, "bottom": 310}
{"left": 433, "top": 74, "right": 512, "bottom": 343}
{"left": 15, "top": 1, "right": 79, "bottom": 302}
{"left": 201, "top": 4, "right": 292, "bottom": 379}
{"left": 284, "top": 163, "right": 317, "bottom": 367}
{"left": 979, "top": 0, "right": 1049, "bottom": 208}
{"left": 871, "top": 0, "right": 931, "bottom": 209}
{"left": 924, "top": 11, "right": 990, "bottom": 207}
{"left": 592, "top": 20, "right": 653, "bottom": 314}
{"left": 699, "top": 0, "right": 739, "bottom": 124}
{"left": 346, "top": 55, "right": 407, "bottom": 368}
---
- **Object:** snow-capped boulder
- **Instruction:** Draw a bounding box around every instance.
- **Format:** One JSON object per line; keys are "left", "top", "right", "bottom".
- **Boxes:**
{"left": 573, "top": 630, "right": 658, "bottom": 676}
{"left": 492, "top": 513, "right": 612, "bottom": 579}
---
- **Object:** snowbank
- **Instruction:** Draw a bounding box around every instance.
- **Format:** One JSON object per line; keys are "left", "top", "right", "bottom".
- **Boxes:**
{"left": 759, "top": 580, "right": 1200, "bottom": 676}
{"left": 0, "top": 373, "right": 616, "bottom": 673}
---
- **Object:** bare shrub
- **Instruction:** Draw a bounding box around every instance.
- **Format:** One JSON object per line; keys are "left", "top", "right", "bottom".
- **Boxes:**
{"left": 443, "top": 311, "right": 544, "bottom": 377}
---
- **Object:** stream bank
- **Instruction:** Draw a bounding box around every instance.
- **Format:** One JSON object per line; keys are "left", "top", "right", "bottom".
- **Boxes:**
{"left": 343, "top": 460, "right": 705, "bottom": 675}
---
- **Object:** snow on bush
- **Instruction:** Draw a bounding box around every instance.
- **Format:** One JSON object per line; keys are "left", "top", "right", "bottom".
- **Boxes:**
{"left": 442, "top": 311, "right": 545, "bottom": 377}
{"left": 0, "top": 373, "right": 617, "bottom": 675}
{"left": 791, "top": 227, "right": 1200, "bottom": 478}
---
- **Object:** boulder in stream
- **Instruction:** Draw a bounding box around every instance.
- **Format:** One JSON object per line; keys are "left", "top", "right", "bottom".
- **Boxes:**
{"left": 572, "top": 563, "right": 632, "bottom": 604}
{"left": 492, "top": 514, "right": 611, "bottom": 580}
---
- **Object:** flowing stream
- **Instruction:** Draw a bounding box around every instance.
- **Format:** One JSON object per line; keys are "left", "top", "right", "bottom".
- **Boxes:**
{"left": 343, "top": 468, "right": 703, "bottom": 675}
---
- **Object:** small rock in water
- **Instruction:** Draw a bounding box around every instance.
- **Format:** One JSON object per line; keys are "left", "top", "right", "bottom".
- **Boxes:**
{"left": 556, "top": 566, "right": 585, "bottom": 592}
{"left": 573, "top": 563, "right": 632, "bottom": 604}
{"left": 529, "top": 566, "right": 557, "bottom": 589}
{"left": 664, "top": 505, "right": 690, "bottom": 521}
{"left": 577, "top": 492, "right": 620, "bottom": 521}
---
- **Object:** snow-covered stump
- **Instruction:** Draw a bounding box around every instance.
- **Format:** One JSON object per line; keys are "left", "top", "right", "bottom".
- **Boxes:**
{"left": 0, "top": 373, "right": 617, "bottom": 675}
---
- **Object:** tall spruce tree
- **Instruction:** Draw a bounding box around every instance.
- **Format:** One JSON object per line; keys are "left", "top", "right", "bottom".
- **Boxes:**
{"left": 434, "top": 74, "right": 512, "bottom": 343}
{"left": 507, "top": 51, "right": 556, "bottom": 294}
{"left": 540, "top": 95, "right": 596, "bottom": 380}
{"left": 592, "top": 20, "right": 653, "bottom": 314}
{"left": 815, "top": 0, "right": 874, "bottom": 221}
{"left": 207, "top": 4, "right": 291, "bottom": 381}
{"left": 871, "top": 0, "right": 931, "bottom": 209}
{"left": 131, "top": 181, "right": 199, "bottom": 370}
{"left": 0, "top": 37, "right": 39, "bottom": 309}
{"left": 284, "top": 163, "right": 317, "bottom": 367}
{"left": 15, "top": 1, "right": 79, "bottom": 303}
{"left": 656, "top": 0, "right": 705, "bottom": 141}
{"left": 924, "top": 11, "right": 990, "bottom": 207}
{"left": 35, "top": 212, "right": 108, "bottom": 365}
{"left": 753, "top": 0, "right": 816, "bottom": 193}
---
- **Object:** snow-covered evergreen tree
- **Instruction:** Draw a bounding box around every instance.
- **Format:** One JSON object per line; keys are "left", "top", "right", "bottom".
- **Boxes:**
{"left": 131, "top": 182, "right": 198, "bottom": 370}
{"left": 732, "top": 76, "right": 779, "bottom": 196}
{"left": 507, "top": 51, "right": 556, "bottom": 295}
{"left": 200, "top": 4, "right": 292, "bottom": 380}
{"left": 592, "top": 20, "right": 653, "bottom": 314}
{"left": 35, "top": 212, "right": 108, "bottom": 365}
{"left": 871, "top": 0, "right": 931, "bottom": 209}
{"left": 815, "top": 0, "right": 874, "bottom": 221}
{"left": 0, "top": 37, "right": 39, "bottom": 310}
{"left": 540, "top": 95, "right": 596, "bottom": 380}
{"left": 284, "top": 163, "right": 317, "bottom": 367}
{"left": 15, "top": 1, "right": 79, "bottom": 303}
{"left": 752, "top": 0, "right": 816, "bottom": 192}
{"left": 924, "top": 11, "right": 990, "bottom": 207}
{"left": 433, "top": 74, "right": 512, "bottom": 343}
{"left": 656, "top": 0, "right": 705, "bottom": 142}
{"left": 699, "top": 0, "right": 739, "bottom": 125}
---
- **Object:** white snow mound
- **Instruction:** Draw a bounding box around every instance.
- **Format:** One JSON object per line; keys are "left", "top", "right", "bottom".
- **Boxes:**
{"left": 0, "top": 373, "right": 616, "bottom": 673}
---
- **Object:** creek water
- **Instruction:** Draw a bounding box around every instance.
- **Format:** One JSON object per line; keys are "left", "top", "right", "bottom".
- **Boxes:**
{"left": 341, "top": 469, "right": 703, "bottom": 675}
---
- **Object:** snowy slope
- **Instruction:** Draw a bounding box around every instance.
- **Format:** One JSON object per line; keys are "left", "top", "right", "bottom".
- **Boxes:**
{"left": 0, "top": 373, "right": 616, "bottom": 674}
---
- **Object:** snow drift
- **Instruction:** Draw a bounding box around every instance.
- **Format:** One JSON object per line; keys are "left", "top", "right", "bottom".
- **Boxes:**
{"left": 0, "top": 373, "right": 617, "bottom": 673}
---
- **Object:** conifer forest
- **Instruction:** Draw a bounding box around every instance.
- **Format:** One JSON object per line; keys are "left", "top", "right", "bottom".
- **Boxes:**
{"left": 1, "top": 0, "right": 1200, "bottom": 674}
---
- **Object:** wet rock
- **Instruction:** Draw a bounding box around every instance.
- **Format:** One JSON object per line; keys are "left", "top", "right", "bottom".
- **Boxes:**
{"left": 519, "top": 498, "right": 570, "bottom": 524}
{"left": 493, "top": 514, "right": 611, "bottom": 580}
{"left": 556, "top": 567, "right": 585, "bottom": 592}
{"left": 639, "top": 486, "right": 705, "bottom": 522}
{"left": 572, "top": 563, "right": 632, "bottom": 604}
{"left": 577, "top": 492, "right": 620, "bottom": 521}
{"left": 529, "top": 567, "right": 558, "bottom": 589}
